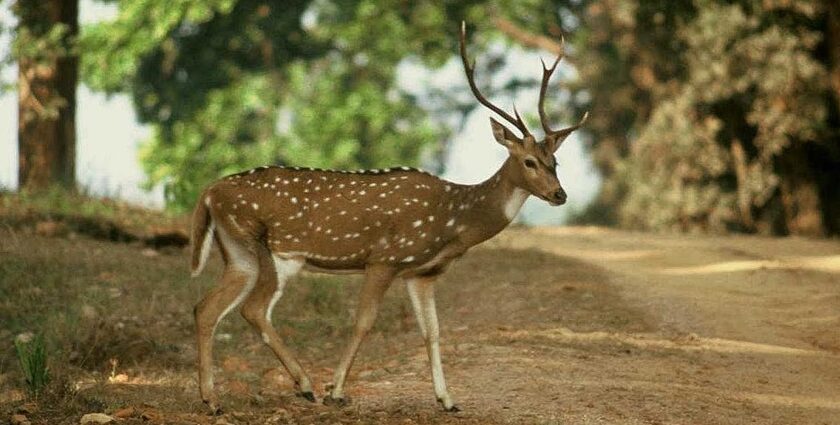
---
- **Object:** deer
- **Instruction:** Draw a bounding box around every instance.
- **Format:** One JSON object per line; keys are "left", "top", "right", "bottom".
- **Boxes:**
{"left": 189, "top": 21, "right": 587, "bottom": 414}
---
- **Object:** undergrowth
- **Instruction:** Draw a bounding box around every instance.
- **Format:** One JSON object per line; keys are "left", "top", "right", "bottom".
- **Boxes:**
{"left": 0, "top": 188, "right": 185, "bottom": 241}
{"left": 14, "top": 334, "right": 49, "bottom": 398}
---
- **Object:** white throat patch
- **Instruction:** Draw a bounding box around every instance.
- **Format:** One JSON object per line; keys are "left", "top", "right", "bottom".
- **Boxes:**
{"left": 504, "top": 188, "right": 530, "bottom": 221}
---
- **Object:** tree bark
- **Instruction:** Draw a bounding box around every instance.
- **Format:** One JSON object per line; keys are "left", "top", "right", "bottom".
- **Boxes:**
{"left": 16, "top": 0, "right": 78, "bottom": 192}
{"left": 777, "top": 147, "right": 825, "bottom": 237}
{"left": 827, "top": 0, "right": 840, "bottom": 113}
{"left": 729, "top": 139, "right": 755, "bottom": 232}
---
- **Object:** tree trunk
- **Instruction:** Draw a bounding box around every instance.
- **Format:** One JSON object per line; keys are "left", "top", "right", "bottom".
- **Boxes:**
{"left": 777, "top": 147, "right": 825, "bottom": 237}
{"left": 16, "top": 0, "right": 78, "bottom": 192}
{"left": 828, "top": 0, "right": 840, "bottom": 113}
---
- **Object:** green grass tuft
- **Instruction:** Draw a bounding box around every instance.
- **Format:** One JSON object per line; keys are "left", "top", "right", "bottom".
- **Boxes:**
{"left": 14, "top": 333, "right": 50, "bottom": 398}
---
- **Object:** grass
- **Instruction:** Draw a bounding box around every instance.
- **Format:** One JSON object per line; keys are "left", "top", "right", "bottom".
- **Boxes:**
{"left": 0, "top": 224, "right": 422, "bottom": 421}
{"left": 14, "top": 334, "right": 49, "bottom": 398}
{"left": 0, "top": 188, "right": 186, "bottom": 242}
{"left": 0, "top": 191, "right": 649, "bottom": 424}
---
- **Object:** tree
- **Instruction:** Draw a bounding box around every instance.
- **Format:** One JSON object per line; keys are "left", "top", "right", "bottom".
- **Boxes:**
{"left": 81, "top": 0, "right": 493, "bottom": 212}
{"left": 13, "top": 0, "right": 79, "bottom": 191}
{"left": 616, "top": 2, "right": 832, "bottom": 235}
{"left": 493, "top": 0, "right": 840, "bottom": 235}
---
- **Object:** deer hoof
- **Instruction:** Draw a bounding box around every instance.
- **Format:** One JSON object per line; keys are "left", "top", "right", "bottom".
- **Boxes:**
{"left": 323, "top": 394, "right": 351, "bottom": 407}
{"left": 296, "top": 390, "right": 316, "bottom": 403}
{"left": 445, "top": 404, "right": 462, "bottom": 413}
{"left": 438, "top": 398, "right": 460, "bottom": 412}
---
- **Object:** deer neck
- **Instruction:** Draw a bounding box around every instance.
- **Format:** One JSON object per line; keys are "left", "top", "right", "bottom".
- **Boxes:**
{"left": 454, "top": 158, "right": 529, "bottom": 242}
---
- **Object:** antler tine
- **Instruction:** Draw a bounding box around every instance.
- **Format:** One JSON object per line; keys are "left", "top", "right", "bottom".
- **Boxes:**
{"left": 538, "top": 34, "right": 565, "bottom": 135}
{"left": 459, "top": 21, "right": 532, "bottom": 138}
{"left": 512, "top": 105, "right": 529, "bottom": 135}
{"left": 555, "top": 110, "right": 590, "bottom": 139}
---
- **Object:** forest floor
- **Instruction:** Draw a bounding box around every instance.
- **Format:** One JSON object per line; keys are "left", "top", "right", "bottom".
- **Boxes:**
{"left": 1, "top": 224, "right": 839, "bottom": 424}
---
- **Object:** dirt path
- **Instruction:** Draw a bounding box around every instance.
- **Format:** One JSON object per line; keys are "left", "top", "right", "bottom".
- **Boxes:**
{"left": 483, "top": 227, "right": 840, "bottom": 424}
{"left": 3, "top": 227, "right": 839, "bottom": 424}
{"left": 193, "top": 227, "right": 840, "bottom": 424}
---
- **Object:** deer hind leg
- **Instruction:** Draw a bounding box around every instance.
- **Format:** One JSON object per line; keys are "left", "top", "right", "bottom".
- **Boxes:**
{"left": 324, "top": 264, "right": 396, "bottom": 406}
{"left": 240, "top": 250, "right": 316, "bottom": 402}
{"left": 406, "top": 277, "right": 459, "bottom": 412}
{"left": 194, "top": 227, "right": 259, "bottom": 415}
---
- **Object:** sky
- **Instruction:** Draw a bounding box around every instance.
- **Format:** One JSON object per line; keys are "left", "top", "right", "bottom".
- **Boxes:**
{"left": 0, "top": 1, "right": 599, "bottom": 224}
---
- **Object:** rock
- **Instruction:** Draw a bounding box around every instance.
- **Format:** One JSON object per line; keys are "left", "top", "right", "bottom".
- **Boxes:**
{"left": 107, "top": 373, "right": 129, "bottom": 384}
{"left": 10, "top": 414, "right": 30, "bottom": 425}
{"left": 14, "top": 332, "right": 34, "bottom": 344}
{"left": 79, "top": 413, "right": 114, "bottom": 424}
{"left": 141, "top": 248, "right": 159, "bottom": 257}
{"left": 111, "top": 407, "right": 135, "bottom": 418}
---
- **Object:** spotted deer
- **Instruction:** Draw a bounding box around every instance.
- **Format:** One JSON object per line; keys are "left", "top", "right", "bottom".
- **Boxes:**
{"left": 189, "top": 22, "right": 587, "bottom": 414}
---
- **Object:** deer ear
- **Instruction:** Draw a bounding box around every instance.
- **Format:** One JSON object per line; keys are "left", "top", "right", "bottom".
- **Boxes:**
{"left": 489, "top": 117, "right": 521, "bottom": 149}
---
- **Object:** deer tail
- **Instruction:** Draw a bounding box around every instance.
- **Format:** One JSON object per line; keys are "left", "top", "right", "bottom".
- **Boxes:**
{"left": 190, "top": 192, "right": 215, "bottom": 277}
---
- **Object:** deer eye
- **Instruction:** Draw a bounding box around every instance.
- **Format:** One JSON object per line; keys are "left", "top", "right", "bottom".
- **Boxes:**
{"left": 524, "top": 158, "right": 537, "bottom": 169}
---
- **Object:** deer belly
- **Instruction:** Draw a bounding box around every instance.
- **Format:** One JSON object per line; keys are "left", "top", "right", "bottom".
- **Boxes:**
{"left": 302, "top": 259, "right": 365, "bottom": 274}
{"left": 265, "top": 221, "right": 378, "bottom": 272}
{"left": 405, "top": 242, "right": 466, "bottom": 278}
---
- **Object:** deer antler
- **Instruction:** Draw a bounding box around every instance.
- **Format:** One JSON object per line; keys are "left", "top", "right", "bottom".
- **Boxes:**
{"left": 537, "top": 34, "right": 589, "bottom": 140}
{"left": 459, "top": 21, "right": 532, "bottom": 139}
{"left": 538, "top": 35, "right": 564, "bottom": 135}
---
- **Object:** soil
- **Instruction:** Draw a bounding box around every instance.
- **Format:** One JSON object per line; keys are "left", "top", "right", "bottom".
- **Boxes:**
{"left": 2, "top": 226, "right": 839, "bottom": 424}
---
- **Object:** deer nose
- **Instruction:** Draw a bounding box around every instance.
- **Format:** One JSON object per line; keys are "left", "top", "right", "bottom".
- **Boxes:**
{"left": 553, "top": 189, "right": 567, "bottom": 205}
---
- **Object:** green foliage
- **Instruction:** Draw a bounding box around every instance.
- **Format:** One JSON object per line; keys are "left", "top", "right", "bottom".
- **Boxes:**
{"left": 80, "top": 0, "right": 237, "bottom": 93}
{"left": 615, "top": 2, "right": 828, "bottom": 232}
{"left": 15, "top": 333, "right": 50, "bottom": 398}
{"left": 573, "top": 0, "right": 839, "bottom": 235}
{"left": 83, "top": 0, "right": 492, "bottom": 211}
{"left": 70, "top": 0, "right": 840, "bottom": 232}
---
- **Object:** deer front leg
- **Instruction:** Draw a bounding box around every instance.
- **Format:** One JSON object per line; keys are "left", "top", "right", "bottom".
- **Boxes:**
{"left": 324, "top": 264, "right": 396, "bottom": 406}
{"left": 406, "top": 277, "right": 459, "bottom": 412}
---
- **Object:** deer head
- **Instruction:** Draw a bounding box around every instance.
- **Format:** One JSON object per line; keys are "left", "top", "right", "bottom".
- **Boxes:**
{"left": 459, "top": 22, "right": 588, "bottom": 206}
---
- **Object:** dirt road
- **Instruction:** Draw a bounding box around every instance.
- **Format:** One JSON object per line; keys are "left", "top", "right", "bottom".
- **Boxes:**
{"left": 482, "top": 227, "right": 840, "bottom": 424}
{"left": 203, "top": 227, "right": 840, "bottom": 424}
{"left": 3, "top": 226, "right": 839, "bottom": 424}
